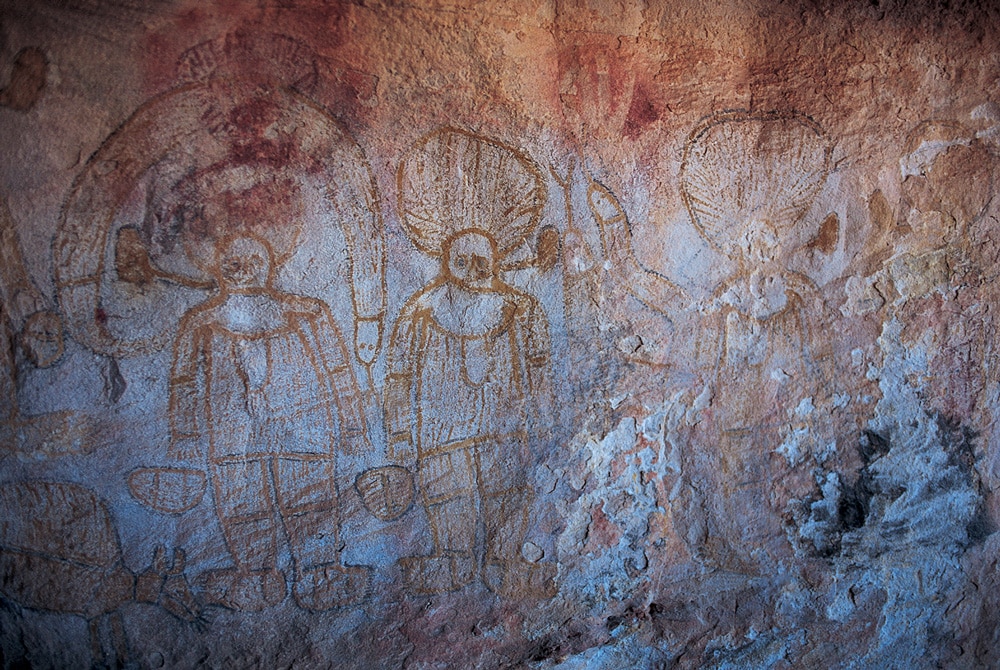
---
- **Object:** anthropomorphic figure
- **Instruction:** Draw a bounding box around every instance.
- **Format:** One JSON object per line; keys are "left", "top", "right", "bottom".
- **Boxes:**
{"left": 168, "top": 170, "right": 373, "bottom": 611}
{"left": 685, "top": 257, "right": 834, "bottom": 571}
{"left": 889, "top": 122, "right": 996, "bottom": 524}
{"left": 892, "top": 122, "right": 995, "bottom": 420}
{"left": 1, "top": 196, "right": 77, "bottom": 453}
{"left": 385, "top": 129, "right": 556, "bottom": 597}
{"left": 1, "top": 51, "right": 56, "bottom": 433}
{"left": 671, "top": 111, "right": 836, "bottom": 573}
{"left": 55, "top": 61, "right": 387, "bottom": 374}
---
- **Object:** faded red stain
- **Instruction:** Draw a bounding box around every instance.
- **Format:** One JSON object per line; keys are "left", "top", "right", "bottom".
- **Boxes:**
{"left": 227, "top": 96, "right": 280, "bottom": 137}
{"left": 259, "top": 1, "right": 350, "bottom": 51}
{"left": 140, "top": 31, "right": 177, "bottom": 95}
{"left": 220, "top": 179, "right": 302, "bottom": 228}
{"left": 180, "top": 175, "right": 305, "bottom": 250}
{"left": 175, "top": 7, "right": 206, "bottom": 33}
{"left": 557, "top": 41, "right": 635, "bottom": 137}
{"left": 221, "top": 97, "right": 307, "bottom": 170}
{"left": 584, "top": 503, "right": 622, "bottom": 551}
{"left": 228, "top": 139, "right": 296, "bottom": 170}
{"left": 139, "top": 0, "right": 257, "bottom": 94}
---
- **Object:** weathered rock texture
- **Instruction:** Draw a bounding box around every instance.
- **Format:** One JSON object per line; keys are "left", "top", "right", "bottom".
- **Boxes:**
{"left": 2, "top": 1, "right": 1000, "bottom": 667}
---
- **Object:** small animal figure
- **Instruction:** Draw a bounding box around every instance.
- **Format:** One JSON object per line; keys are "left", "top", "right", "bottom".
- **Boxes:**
{"left": 0, "top": 480, "right": 202, "bottom": 667}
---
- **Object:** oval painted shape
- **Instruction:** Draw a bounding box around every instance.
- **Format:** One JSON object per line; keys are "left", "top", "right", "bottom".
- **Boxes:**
{"left": 355, "top": 465, "right": 415, "bottom": 522}
{"left": 128, "top": 467, "right": 207, "bottom": 514}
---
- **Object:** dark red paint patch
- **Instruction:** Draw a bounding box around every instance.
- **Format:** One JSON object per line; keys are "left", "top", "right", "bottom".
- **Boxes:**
{"left": 176, "top": 176, "right": 305, "bottom": 249}
{"left": 623, "top": 84, "right": 660, "bottom": 139}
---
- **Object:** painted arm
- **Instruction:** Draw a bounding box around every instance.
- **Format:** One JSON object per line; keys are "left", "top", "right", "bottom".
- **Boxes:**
{"left": 313, "top": 303, "right": 371, "bottom": 457}
{"left": 168, "top": 323, "right": 208, "bottom": 461}
{"left": 586, "top": 179, "right": 690, "bottom": 323}
{"left": 383, "top": 301, "right": 420, "bottom": 466}
{"left": 515, "top": 295, "right": 556, "bottom": 443}
{"left": 1, "top": 196, "right": 63, "bottom": 368}
{"left": 0, "top": 196, "right": 44, "bottom": 326}
{"left": 328, "top": 160, "right": 386, "bottom": 372}
{"left": 521, "top": 298, "right": 553, "bottom": 397}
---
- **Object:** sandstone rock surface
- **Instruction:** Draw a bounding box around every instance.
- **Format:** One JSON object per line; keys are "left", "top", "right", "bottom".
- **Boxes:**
{"left": 2, "top": 1, "right": 1000, "bottom": 667}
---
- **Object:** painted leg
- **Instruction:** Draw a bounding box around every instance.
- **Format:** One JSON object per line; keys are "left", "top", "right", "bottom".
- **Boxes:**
{"left": 87, "top": 617, "right": 105, "bottom": 669}
{"left": 477, "top": 437, "right": 556, "bottom": 598}
{"left": 108, "top": 610, "right": 128, "bottom": 668}
{"left": 274, "top": 457, "right": 371, "bottom": 610}
{"left": 400, "top": 449, "right": 476, "bottom": 594}
{"left": 0, "top": 319, "right": 17, "bottom": 450}
{"left": 199, "top": 459, "right": 286, "bottom": 610}
{"left": 481, "top": 489, "right": 556, "bottom": 598}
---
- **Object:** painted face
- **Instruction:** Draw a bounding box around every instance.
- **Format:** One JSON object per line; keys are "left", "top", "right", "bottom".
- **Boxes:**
{"left": 216, "top": 237, "right": 272, "bottom": 289}
{"left": 445, "top": 231, "right": 496, "bottom": 289}
{"left": 735, "top": 219, "right": 780, "bottom": 265}
{"left": 22, "top": 311, "right": 64, "bottom": 368}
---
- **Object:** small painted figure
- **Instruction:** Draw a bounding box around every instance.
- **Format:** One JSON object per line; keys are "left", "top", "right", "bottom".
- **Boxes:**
{"left": 0, "top": 196, "right": 82, "bottom": 456}
{"left": 0, "top": 481, "right": 200, "bottom": 668}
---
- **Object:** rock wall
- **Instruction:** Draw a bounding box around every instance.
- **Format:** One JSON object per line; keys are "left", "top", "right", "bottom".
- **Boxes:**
{"left": 2, "top": 1, "right": 1000, "bottom": 667}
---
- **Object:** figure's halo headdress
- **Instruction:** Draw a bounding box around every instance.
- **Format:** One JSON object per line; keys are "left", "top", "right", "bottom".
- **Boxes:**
{"left": 680, "top": 110, "right": 830, "bottom": 257}
{"left": 397, "top": 128, "right": 546, "bottom": 257}
{"left": 54, "top": 36, "right": 386, "bottom": 359}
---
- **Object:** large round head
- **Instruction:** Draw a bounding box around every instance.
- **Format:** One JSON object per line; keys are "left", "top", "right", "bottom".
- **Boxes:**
{"left": 442, "top": 229, "right": 498, "bottom": 290}
{"left": 681, "top": 110, "right": 830, "bottom": 262}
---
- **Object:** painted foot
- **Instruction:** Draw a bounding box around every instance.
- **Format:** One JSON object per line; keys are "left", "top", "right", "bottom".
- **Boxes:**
{"left": 483, "top": 560, "right": 557, "bottom": 599}
{"left": 199, "top": 568, "right": 286, "bottom": 611}
{"left": 399, "top": 552, "right": 475, "bottom": 594}
{"left": 294, "top": 563, "right": 372, "bottom": 611}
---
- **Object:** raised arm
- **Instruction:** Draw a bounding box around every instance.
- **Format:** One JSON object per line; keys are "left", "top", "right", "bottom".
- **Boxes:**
{"left": 310, "top": 301, "right": 371, "bottom": 456}
{"left": 168, "top": 320, "right": 208, "bottom": 461}
{"left": 0, "top": 196, "right": 45, "bottom": 329}
{"left": 586, "top": 179, "right": 690, "bottom": 323}
{"left": 383, "top": 299, "right": 422, "bottom": 465}
{"left": 327, "top": 153, "right": 386, "bottom": 373}
{"left": 518, "top": 296, "right": 553, "bottom": 396}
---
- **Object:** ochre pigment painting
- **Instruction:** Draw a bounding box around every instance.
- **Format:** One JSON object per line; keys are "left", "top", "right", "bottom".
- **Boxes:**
{"left": 2, "top": 1, "right": 1000, "bottom": 667}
